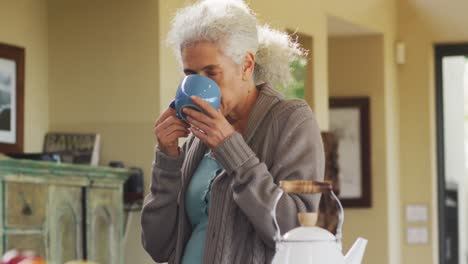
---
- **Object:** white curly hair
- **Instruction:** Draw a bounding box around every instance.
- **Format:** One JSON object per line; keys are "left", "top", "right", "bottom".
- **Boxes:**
{"left": 167, "top": 0, "right": 306, "bottom": 88}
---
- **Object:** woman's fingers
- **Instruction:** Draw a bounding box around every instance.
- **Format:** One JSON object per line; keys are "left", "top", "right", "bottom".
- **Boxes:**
{"left": 155, "top": 107, "right": 176, "bottom": 128}
{"left": 162, "top": 124, "right": 189, "bottom": 137}
{"left": 189, "top": 127, "right": 208, "bottom": 142}
{"left": 154, "top": 108, "right": 191, "bottom": 157}
{"left": 183, "top": 108, "right": 212, "bottom": 127}
{"left": 190, "top": 96, "right": 219, "bottom": 118}
{"left": 156, "top": 119, "right": 189, "bottom": 139}
{"left": 166, "top": 130, "right": 190, "bottom": 141}
{"left": 186, "top": 116, "right": 210, "bottom": 133}
{"left": 157, "top": 118, "right": 188, "bottom": 132}
{"left": 155, "top": 124, "right": 187, "bottom": 136}
{"left": 181, "top": 98, "right": 235, "bottom": 149}
{"left": 158, "top": 116, "right": 189, "bottom": 131}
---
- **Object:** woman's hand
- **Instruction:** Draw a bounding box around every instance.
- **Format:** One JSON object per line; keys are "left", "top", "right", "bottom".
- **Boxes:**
{"left": 184, "top": 96, "right": 235, "bottom": 149}
{"left": 154, "top": 107, "right": 190, "bottom": 157}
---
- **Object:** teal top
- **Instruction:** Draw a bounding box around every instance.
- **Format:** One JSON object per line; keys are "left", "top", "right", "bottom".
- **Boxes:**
{"left": 181, "top": 152, "right": 223, "bottom": 264}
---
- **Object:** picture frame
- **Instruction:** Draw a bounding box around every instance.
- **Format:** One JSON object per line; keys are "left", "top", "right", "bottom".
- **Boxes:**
{"left": 0, "top": 43, "right": 24, "bottom": 153}
{"left": 329, "top": 97, "right": 371, "bottom": 208}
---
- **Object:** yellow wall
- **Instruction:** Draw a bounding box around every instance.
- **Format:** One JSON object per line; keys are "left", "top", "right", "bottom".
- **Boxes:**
{"left": 322, "top": 11, "right": 401, "bottom": 264}
{"left": 0, "top": 0, "right": 49, "bottom": 152}
{"left": 47, "top": 0, "right": 159, "bottom": 263}
{"left": 158, "top": 0, "right": 185, "bottom": 116}
{"left": 9, "top": 0, "right": 468, "bottom": 263}
{"left": 0, "top": 1, "right": 406, "bottom": 263}
{"left": 329, "top": 35, "right": 388, "bottom": 264}
{"left": 398, "top": 0, "right": 468, "bottom": 263}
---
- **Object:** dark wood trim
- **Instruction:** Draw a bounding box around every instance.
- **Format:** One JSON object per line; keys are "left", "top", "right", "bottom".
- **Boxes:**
{"left": 434, "top": 43, "right": 468, "bottom": 264}
{"left": 329, "top": 97, "right": 372, "bottom": 208}
{"left": 0, "top": 43, "right": 24, "bottom": 153}
{"left": 81, "top": 187, "right": 88, "bottom": 260}
{"left": 434, "top": 44, "right": 447, "bottom": 264}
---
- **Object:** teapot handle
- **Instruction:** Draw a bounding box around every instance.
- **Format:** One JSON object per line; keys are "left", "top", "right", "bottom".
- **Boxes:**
{"left": 271, "top": 190, "right": 284, "bottom": 247}
{"left": 330, "top": 189, "right": 344, "bottom": 249}
{"left": 280, "top": 180, "right": 333, "bottom": 194}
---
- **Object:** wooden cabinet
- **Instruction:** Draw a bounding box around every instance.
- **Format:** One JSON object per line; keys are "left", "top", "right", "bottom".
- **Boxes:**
{"left": 48, "top": 185, "right": 82, "bottom": 263}
{"left": 0, "top": 158, "right": 130, "bottom": 264}
{"left": 87, "top": 188, "right": 123, "bottom": 264}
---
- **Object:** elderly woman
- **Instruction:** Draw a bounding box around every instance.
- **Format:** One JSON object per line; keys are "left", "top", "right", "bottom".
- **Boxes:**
{"left": 141, "top": 0, "right": 324, "bottom": 263}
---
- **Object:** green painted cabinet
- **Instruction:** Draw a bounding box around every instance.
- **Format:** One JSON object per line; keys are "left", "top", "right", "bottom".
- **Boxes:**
{"left": 0, "top": 158, "right": 130, "bottom": 264}
{"left": 87, "top": 187, "right": 123, "bottom": 264}
{"left": 48, "top": 185, "right": 82, "bottom": 263}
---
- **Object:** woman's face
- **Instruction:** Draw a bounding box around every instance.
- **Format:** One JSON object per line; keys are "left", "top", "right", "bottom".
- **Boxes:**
{"left": 181, "top": 41, "right": 248, "bottom": 117}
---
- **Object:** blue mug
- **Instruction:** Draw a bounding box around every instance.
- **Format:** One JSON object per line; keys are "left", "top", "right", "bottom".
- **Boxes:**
{"left": 169, "top": 75, "right": 221, "bottom": 122}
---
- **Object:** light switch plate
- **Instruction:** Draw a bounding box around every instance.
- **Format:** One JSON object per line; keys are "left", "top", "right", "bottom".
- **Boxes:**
{"left": 406, "top": 204, "right": 429, "bottom": 222}
{"left": 407, "top": 227, "right": 429, "bottom": 244}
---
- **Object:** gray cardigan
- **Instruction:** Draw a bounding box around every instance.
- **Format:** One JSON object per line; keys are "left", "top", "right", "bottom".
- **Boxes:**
{"left": 141, "top": 83, "right": 325, "bottom": 264}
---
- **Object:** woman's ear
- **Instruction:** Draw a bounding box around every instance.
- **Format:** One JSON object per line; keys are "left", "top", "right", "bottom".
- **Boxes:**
{"left": 242, "top": 51, "right": 255, "bottom": 81}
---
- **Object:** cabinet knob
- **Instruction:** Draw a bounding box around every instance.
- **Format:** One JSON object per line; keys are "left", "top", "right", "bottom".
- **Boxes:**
{"left": 19, "top": 191, "right": 33, "bottom": 216}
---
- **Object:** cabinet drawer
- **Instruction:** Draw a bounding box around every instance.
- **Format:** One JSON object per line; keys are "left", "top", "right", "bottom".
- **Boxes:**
{"left": 5, "top": 233, "right": 46, "bottom": 257}
{"left": 5, "top": 182, "right": 47, "bottom": 228}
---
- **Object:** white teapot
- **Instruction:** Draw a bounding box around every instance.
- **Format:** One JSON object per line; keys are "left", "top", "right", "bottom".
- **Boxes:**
{"left": 271, "top": 180, "right": 368, "bottom": 264}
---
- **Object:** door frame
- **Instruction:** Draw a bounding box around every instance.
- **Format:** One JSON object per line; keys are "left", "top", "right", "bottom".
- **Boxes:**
{"left": 435, "top": 43, "right": 468, "bottom": 264}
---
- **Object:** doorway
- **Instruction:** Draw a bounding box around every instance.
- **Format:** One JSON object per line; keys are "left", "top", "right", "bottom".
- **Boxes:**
{"left": 435, "top": 43, "right": 468, "bottom": 264}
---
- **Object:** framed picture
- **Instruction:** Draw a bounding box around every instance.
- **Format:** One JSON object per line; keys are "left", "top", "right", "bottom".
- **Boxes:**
{"left": 329, "top": 97, "right": 371, "bottom": 208}
{"left": 0, "top": 43, "right": 24, "bottom": 153}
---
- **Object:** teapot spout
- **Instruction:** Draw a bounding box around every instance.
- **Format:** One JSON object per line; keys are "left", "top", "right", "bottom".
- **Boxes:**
{"left": 344, "top": 237, "right": 368, "bottom": 264}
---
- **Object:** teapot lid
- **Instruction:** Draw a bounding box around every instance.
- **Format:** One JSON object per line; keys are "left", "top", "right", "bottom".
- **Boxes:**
{"left": 282, "top": 226, "right": 336, "bottom": 242}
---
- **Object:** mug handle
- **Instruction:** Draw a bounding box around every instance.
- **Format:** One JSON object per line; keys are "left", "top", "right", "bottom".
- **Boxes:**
{"left": 169, "top": 99, "right": 176, "bottom": 109}
{"left": 178, "top": 105, "right": 203, "bottom": 123}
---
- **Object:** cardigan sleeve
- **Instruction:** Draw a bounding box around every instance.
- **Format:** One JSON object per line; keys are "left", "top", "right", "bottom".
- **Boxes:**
{"left": 141, "top": 137, "right": 193, "bottom": 262}
{"left": 212, "top": 104, "right": 325, "bottom": 248}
